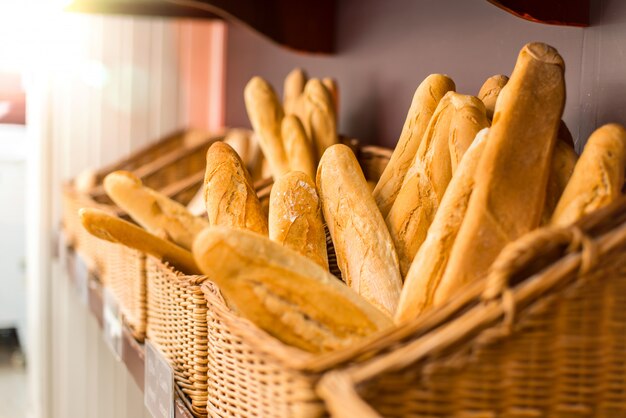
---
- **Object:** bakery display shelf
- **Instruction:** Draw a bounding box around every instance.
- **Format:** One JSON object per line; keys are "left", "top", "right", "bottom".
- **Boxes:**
{"left": 64, "top": 243, "right": 195, "bottom": 418}
{"left": 66, "top": 0, "right": 335, "bottom": 53}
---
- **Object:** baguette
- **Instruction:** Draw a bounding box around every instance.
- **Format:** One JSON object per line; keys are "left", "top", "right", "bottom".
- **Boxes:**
{"left": 395, "top": 128, "right": 489, "bottom": 323}
{"left": 80, "top": 208, "right": 200, "bottom": 274}
{"left": 204, "top": 142, "right": 268, "bottom": 234}
{"left": 281, "top": 115, "right": 316, "bottom": 179}
{"left": 551, "top": 123, "right": 626, "bottom": 226}
{"left": 303, "top": 79, "right": 338, "bottom": 160}
{"left": 477, "top": 74, "right": 508, "bottom": 120}
{"left": 386, "top": 92, "right": 488, "bottom": 277}
{"left": 283, "top": 68, "right": 307, "bottom": 116}
{"left": 103, "top": 171, "right": 208, "bottom": 251}
{"left": 192, "top": 226, "right": 392, "bottom": 353}
{"left": 541, "top": 140, "right": 578, "bottom": 225}
{"left": 269, "top": 171, "right": 328, "bottom": 269}
{"left": 434, "top": 42, "right": 565, "bottom": 307}
{"left": 244, "top": 76, "right": 289, "bottom": 178}
{"left": 317, "top": 144, "right": 402, "bottom": 316}
{"left": 373, "top": 74, "right": 456, "bottom": 217}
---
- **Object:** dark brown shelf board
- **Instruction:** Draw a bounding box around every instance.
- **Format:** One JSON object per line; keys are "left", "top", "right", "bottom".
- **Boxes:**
{"left": 65, "top": 247, "right": 193, "bottom": 418}
{"left": 488, "top": 0, "right": 590, "bottom": 27}
{"left": 65, "top": 0, "right": 335, "bottom": 53}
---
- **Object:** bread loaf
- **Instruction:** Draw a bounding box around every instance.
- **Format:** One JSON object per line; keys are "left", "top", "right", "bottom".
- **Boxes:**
{"left": 303, "top": 79, "right": 338, "bottom": 160}
{"left": 192, "top": 226, "right": 392, "bottom": 353}
{"left": 244, "top": 77, "right": 289, "bottom": 178}
{"left": 74, "top": 169, "right": 98, "bottom": 193}
{"left": 373, "top": 74, "right": 456, "bottom": 217}
{"left": 283, "top": 68, "right": 307, "bottom": 116}
{"left": 103, "top": 171, "right": 208, "bottom": 251}
{"left": 395, "top": 128, "right": 489, "bottom": 323}
{"left": 204, "top": 142, "right": 268, "bottom": 234}
{"left": 281, "top": 115, "right": 316, "bottom": 179}
{"left": 80, "top": 208, "right": 200, "bottom": 274}
{"left": 269, "top": 171, "right": 328, "bottom": 269}
{"left": 386, "top": 92, "right": 488, "bottom": 277}
{"left": 551, "top": 123, "right": 626, "bottom": 226}
{"left": 541, "top": 140, "right": 578, "bottom": 225}
{"left": 434, "top": 42, "right": 565, "bottom": 307}
{"left": 317, "top": 144, "right": 402, "bottom": 316}
{"left": 477, "top": 75, "right": 509, "bottom": 120}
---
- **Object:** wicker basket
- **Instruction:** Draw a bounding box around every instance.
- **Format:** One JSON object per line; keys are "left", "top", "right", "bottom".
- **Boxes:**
{"left": 62, "top": 130, "right": 222, "bottom": 341}
{"left": 317, "top": 196, "right": 626, "bottom": 418}
{"left": 144, "top": 144, "right": 393, "bottom": 418}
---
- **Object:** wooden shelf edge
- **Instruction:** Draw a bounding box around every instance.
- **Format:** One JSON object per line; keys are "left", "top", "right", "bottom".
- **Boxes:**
{"left": 487, "top": 0, "right": 590, "bottom": 27}
{"left": 65, "top": 0, "right": 335, "bottom": 54}
{"left": 64, "top": 246, "right": 195, "bottom": 418}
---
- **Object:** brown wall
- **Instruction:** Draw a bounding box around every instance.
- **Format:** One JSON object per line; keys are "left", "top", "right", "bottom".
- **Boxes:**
{"left": 225, "top": 0, "right": 626, "bottom": 151}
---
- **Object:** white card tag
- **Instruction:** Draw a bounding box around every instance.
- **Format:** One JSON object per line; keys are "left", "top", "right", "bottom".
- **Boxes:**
{"left": 102, "top": 287, "right": 123, "bottom": 361}
{"left": 73, "top": 253, "right": 90, "bottom": 307}
{"left": 145, "top": 340, "right": 175, "bottom": 418}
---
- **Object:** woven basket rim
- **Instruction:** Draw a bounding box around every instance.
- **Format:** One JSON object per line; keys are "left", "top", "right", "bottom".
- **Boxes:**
{"left": 318, "top": 196, "right": 626, "bottom": 390}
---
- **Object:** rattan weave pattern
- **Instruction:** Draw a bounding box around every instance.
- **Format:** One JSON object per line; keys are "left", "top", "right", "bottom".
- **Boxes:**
{"left": 317, "top": 198, "right": 626, "bottom": 418}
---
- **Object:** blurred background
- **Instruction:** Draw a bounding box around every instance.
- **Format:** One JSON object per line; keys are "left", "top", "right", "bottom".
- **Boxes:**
{"left": 0, "top": 0, "right": 623, "bottom": 417}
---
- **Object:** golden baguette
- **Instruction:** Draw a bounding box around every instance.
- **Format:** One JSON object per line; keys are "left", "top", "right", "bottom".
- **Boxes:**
{"left": 244, "top": 76, "right": 289, "bottom": 178}
{"left": 303, "top": 79, "right": 338, "bottom": 160}
{"left": 281, "top": 115, "right": 316, "bottom": 179}
{"left": 477, "top": 74, "right": 509, "bottom": 120}
{"left": 192, "top": 226, "right": 392, "bottom": 353}
{"left": 395, "top": 128, "right": 489, "bottom": 323}
{"left": 103, "top": 171, "right": 208, "bottom": 251}
{"left": 269, "top": 171, "right": 328, "bottom": 269}
{"left": 551, "top": 123, "right": 626, "bottom": 226}
{"left": 386, "top": 92, "right": 488, "bottom": 277}
{"left": 373, "top": 74, "right": 456, "bottom": 217}
{"left": 541, "top": 140, "right": 578, "bottom": 225}
{"left": 79, "top": 208, "right": 200, "bottom": 274}
{"left": 283, "top": 68, "right": 307, "bottom": 116}
{"left": 434, "top": 42, "right": 565, "bottom": 307}
{"left": 204, "top": 142, "right": 268, "bottom": 234}
{"left": 322, "top": 77, "right": 339, "bottom": 120}
{"left": 317, "top": 144, "right": 402, "bottom": 316}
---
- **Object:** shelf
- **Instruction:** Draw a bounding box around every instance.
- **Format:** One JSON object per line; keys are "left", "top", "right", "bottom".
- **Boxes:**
{"left": 488, "top": 0, "right": 590, "bottom": 27}
{"left": 64, "top": 245, "right": 195, "bottom": 418}
{"left": 65, "top": 0, "right": 335, "bottom": 53}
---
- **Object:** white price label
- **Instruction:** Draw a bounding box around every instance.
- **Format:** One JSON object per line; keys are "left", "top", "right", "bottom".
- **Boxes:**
{"left": 73, "top": 254, "right": 89, "bottom": 307}
{"left": 103, "top": 287, "right": 123, "bottom": 361}
{"left": 145, "top": 340, "right": 175, "bottom": 418}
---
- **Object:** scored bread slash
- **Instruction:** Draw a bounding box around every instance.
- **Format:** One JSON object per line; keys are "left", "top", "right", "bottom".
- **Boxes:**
{"left": 192, "top": 226, "right": 392, "bottom": 353}
{"left": 373, "top": 74, "right": 456, "bottom": 218}
{"left": 79, "top": 207, "right": 201, "bottom": 275}
{"left": 103, "top": 170, "right": 208, "bottom": 251}
{"left": 269, "top": 171, "right": 329, "bottom": 270}
{"left": 317, "top": 144, "right": 402, "bottom": 316}
{"left": 204, "top": 141, "right": 268, "bottom": 235}
{"left": 551, "top": 123, "right": 626, "bottom": 226}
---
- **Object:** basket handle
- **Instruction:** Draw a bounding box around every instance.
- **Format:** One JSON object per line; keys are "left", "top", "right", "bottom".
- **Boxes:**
{"left": 482, "top": 225, "right": 598, "bottom": 302}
